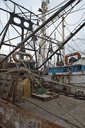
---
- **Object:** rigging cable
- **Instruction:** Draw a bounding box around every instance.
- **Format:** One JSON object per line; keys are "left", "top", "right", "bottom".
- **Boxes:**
{"left": 37, "top": 0, "right": 79, "bottom": 36}
{"left": 65, "top": 12, "right": 85, "bottom": 26}
{"left": 29, "top": 1, "right": 83, "bottom": 65}
{"left": 25, "top": 99, "right": 82, "bottom": 128}
{"left": 37, "top": 0, "right": 81, "bottom": 39}
{"left": 35, "top": 2, "right": 78, "bottom": 59}
{"left": 37, "top": 0, "right": 69, "bottom": 15}
{"left": 67, "top": 44, "right": 85, "bottom": 56}
{"left": 3, "top": 0, "right": 13, "bottom": 11}
{"left": 65, "top": 19, "right": 85, "bottom": 52}
{"left": 38, "top": 1, "right": 84, "bottom": 18}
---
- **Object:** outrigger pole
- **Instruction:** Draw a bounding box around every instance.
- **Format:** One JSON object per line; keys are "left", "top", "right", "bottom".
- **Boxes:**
{"left": 38, "top": 20, "right": 85, "bottom": 69}
{"left": 0, "top": 0, "right": 81, "bottom": 65}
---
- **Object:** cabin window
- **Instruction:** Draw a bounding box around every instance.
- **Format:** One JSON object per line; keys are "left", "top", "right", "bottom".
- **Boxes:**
{"left": 78, "top": 66, "right": 82, "bottom": 71}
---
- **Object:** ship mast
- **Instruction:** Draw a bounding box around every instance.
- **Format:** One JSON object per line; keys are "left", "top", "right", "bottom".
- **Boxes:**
{"left": 38, "top": 0, "right": 49, "bottom": 69}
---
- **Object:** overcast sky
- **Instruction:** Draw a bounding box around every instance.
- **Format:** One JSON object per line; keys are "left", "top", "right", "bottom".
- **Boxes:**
{"left": 0, "top": 0, "right": 85, "bottom": 56}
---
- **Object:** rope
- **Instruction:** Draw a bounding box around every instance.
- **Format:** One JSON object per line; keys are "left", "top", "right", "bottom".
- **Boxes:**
{"left": 25, "top": 99, "right": 81, "bottom": 128}
{"left": 8, "top": 66, "right": 85, "bottom": 90}
{"left": 19, "top": 59, "right": 85, "bottom": 128}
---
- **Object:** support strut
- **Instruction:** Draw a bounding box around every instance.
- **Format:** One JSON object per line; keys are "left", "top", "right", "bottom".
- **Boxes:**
{"left": 0, "top": 0, "right": 80, "bottom": 64}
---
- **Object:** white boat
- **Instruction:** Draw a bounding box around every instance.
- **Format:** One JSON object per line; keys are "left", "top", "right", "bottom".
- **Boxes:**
{"left": 48, "top": 52, "right": 85, "bottom": 95}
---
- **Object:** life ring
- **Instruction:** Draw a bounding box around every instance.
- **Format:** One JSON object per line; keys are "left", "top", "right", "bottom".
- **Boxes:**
{"left": 65, "top": 52, "right": 81, "bottom": 65}
{"left": 56, "top": 62, "right": 61, "bottom": 67}
{"left": 13, "top": 51, "right": 33, "bottom": 63}
{"left": 68, "top": 67, "right": 73, "bottom": 73}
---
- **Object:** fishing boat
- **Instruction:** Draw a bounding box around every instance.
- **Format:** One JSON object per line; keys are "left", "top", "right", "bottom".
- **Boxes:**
{"left": 0, "top": 0, "right": 85, "bottom": 128}
{"left": 48, "top": 52, "right": 85, "bottom": 95}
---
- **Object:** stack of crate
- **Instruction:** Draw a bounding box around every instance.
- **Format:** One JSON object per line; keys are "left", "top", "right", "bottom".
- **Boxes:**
{"left": 0, "top": 73, "right": 12, "bottom": 99}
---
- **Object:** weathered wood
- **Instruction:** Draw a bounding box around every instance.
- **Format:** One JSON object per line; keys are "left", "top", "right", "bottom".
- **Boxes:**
{"left": 0, "top": 84, "right": 4, "bottom": 93}
{"left": 2, "top": 86, "right": 10, "bottom": 98}
{"left": 0, "top": 74, "right": 6, "bottom": 80}
{"left": 32, "top": 92, "right": 59, "bottom": 102}
{"left": 0, "top": 79, "right": 12, "bottom": 85}
{"left": 0, "top": 73, "right": 12, "bottom": 99}
{"left": 6, "top": 75, "right": 11, "bottom": 81}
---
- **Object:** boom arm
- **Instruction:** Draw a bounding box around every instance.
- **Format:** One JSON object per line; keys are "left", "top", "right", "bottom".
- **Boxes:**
{"left": 37, "top": 20, "right": 85, "bottom": 69}
{"left": 0, "top": 0, "right": 81, "bottom": 64}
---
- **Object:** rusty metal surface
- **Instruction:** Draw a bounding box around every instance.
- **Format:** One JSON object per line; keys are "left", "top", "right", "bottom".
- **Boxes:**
{"left": 55, "top": 73, "right": 85, "bottom": 76}
{"left": 0, "top": 99, "right": 65, "bottom": 128}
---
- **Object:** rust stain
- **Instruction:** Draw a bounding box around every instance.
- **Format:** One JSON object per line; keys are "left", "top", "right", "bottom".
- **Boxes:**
{"left": 67, "top": 75, "right": 70, "bottom": 93}
{"left": 0, "top": 99, "right": 65, "bottom": 128}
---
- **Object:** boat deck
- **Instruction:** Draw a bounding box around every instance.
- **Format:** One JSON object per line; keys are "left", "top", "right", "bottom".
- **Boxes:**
{"left": 16, "top": 93, "right": 85, "bottom": 128}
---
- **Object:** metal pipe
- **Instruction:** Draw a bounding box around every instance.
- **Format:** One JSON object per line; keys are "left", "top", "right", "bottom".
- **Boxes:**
{"left": 0, "top": 20, "right": 9, "bottom": 36}
{"left": 0, "top": 0, "right": 77, "bottom": 64}
{"left": 0, "top": 23, "right": 9, "bottom": 48}
{"left": 3, "top": 34, "right": 28, "bottom": 43}
{"left": 8, "top": 0, "right": 41, "bottom": 19}
{"left": 0, "top": 8, "right": 10, "bottom": 13}
{"left": 37, "top": 35, "right": 61, "bottom": 45}
{"left": 3, "top": 43, "right": 36, "bottom": 51}
{"left": 33, "top": 41, "right": 38, "bottom": 68}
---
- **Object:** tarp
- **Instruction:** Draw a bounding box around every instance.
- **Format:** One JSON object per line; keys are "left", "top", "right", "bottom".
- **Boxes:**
{"left": 17, "top": 78, "right": 30, "bottom": 99}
